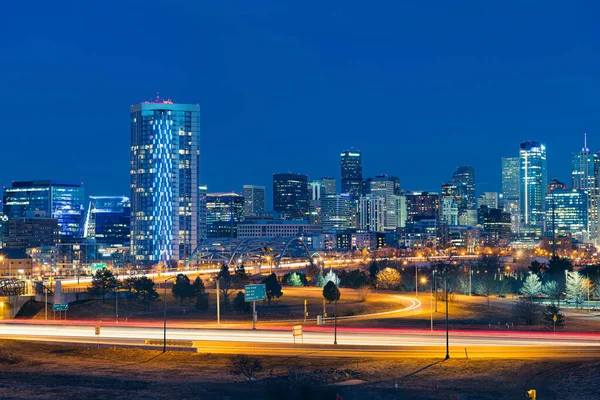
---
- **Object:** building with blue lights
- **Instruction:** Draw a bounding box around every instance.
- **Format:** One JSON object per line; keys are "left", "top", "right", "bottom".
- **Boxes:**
{"left": 206, "top": 193, "right": 245, "bottom": 238}
{"left": 84, "top": 196, "right": 131, "bottom": 247}
{"left": 545, "top": 188, "right": 588, "bottom": 242}
{"left": 130, "top": 99, "right": 200, "bottom": 266}
{"left": 3, "top": 180, "right": 84, "bottom": 237}
{"left": 519, "top": 141, "right": 548, "bottom": 234}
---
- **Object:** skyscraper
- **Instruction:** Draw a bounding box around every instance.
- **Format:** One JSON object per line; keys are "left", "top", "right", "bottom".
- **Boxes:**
{"left": 367, "top": 175, "right": 401, "bottom": 229}
{"left": 3, "top": 180, "right": 85, "bottom": 237}
{"left": 477, "top": 192, "right": 498, "bottom": 209}
{"left": 206, "top": 193, "right": 245, "bottom": 238}
{"left": 501, "top": 157, "right": 520, "bottom": 231}
{"left": 130, "top": 98, "right": 200, "bottom": 265}
{"left": 545, "top": 188, "right": 588, "bottom": 241}
{"left": 321, "top": 177, "right": 336, "bottom": 196}
{"left": 452, "top": 166, "right": 476, "bottom": 210}
{"left": 572, "top": 134, "right": 599, "bottom": 239}
{"left": 520, "top": 141, "right": 547, "bottom": 231}
{"left": 321, "top": 194, "right": 355, "bottom": 231}
{"left": 358, "top": 195, "right": 385, "bottom": 232}
{"left": 273, "top": 173, "right": 309, "bottom": 220}
{"left": 83, "top": 196, "right": 131, "bottom": 247}
{"left": 242, "top": 185, "right": 266, "bottom": 217}
{"left": 341, "top": 150, "right": 362, "bottom": 197}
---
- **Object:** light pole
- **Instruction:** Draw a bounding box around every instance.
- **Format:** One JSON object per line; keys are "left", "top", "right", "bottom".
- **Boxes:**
{"left": 162, "top": 276, "right": 175, "bottom": 353}
{"left": 415, "top": 265, "right": 418, "bottom": 298}
{"left": 445, "top": 263, "right": 450, "bottom": 360}
{"left": 334, "top": 298, "right": 338, "bottom": 345}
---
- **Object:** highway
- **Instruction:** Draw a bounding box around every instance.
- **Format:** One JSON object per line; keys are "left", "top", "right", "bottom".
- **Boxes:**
{"left": 2, "top": 322, "right": 600, "bottom": 358}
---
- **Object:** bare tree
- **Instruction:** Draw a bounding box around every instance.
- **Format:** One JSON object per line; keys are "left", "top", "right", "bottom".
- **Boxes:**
{"left": 229, "top": 354, "right": 262, "bottom": 381}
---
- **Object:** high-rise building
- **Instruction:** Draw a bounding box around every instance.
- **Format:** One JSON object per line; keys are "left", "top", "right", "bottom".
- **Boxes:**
{"left": 452, "top": 166, "right": 476, "bottom": 210}
{"left": 242, "top": 185, "right": 266, "bottom": 217}
{"left": 358, "top": 195, "right": 385, "bottom": 233}
{"left": 321, "top": 177, "right": 336, "bottom": 196}
{"left": 198, "top": 185, "right": 208, "bottom": 241}
{"left": 367, "top": 175, "right": 401, "bottom": 229}
{"left": 545, "top": 188, "right": 588, "bottom": 241}
{"left": 440, "top": 197, "right": 459, "bottom": 226}
{"left": 341, "top": 150, "right": 363, "bottom": 197}
{"left": 477, "top": 192, "right": 498, "bottom": 209}
{"left": 321, "top": 194, "right": 356, "bottom": 232}
{"left": 572, "top": 134, "right": 600, "bottom": 239}
{"left": 501, "top": 157, "right": 520, "bottom": 231}
{"left": 130, "top": 98, "right": 201, "bottom": 265}
{"left": 404, "top": 192, "right": 440, "bottom": 223}
{"left": 206, "top": 193, "right": 245, "bottom": 238}
{"left": 273, "top": 173, "right": 309, "bottom": 220}
{"left": 5, "top": 216, "right": 59, "bottom": 251}
{"left": 3, "top": 180, "right": 85, "bottom": 237}
{"left": 309, "top": 180, "right": 323, "bottom": 201}
{"left": 519, "top": 141, "right": 548, "bottom": 231}
{"left": 83, "top": 196, "right": 131, "bottom": 247}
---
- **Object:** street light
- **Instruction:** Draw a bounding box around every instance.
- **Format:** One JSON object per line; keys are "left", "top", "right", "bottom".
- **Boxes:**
{"left": 163, "top": 275, "right": 176, "bottom": 353}
{"left": 415, "top": 264, "right": 418, "bottom": 298}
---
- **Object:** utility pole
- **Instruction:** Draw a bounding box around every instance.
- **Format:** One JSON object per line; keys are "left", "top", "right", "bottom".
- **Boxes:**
{"left": 415, "top": 265, "right": 418, "bottom": 298}
{"left": 469, "top": 266, "right": 472, "bottom": 296}
{"left": 445, "top": 264, "right": 449, "bottom": 360}
{"left": 334, "top": 299, "right": 338, "bottom": 345}
{"left": 552, "top": 196, "right": 556, "bottom": 259}
{"left": 430, "top": 271, "right": 434, "bottom": 332}
{"left": 216, "top": 278, "right": 221, "bottom": 326}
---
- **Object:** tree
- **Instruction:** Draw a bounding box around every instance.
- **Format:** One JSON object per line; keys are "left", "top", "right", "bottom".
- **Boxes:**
{"left": 493, "top": 279, "right": 510, "bottom": 296}
{"left": 565, "top": 271, "right": 589, "bottom": 307}
{"left": 286, "top": 272, "right": 303, "bottom": 287}
{"left": 322, "top": 281, "right": 340, "bottom": 303}
{"left": 541, "top": 280, "right": 562, "bottom": 304}
{"left": 474, "top": 275, "right": 496, "bottom": 310}
{"left": 132, "top": 276, "right": 159, "bottom": 310}
{"left": 594, "top": 277, "right": 600, "bottom": 300}
{"left": 376, "top": 267, "right": 401, "bottom": 290}
{"left": 217, "top": 264, "right": 234, "bottom": 306}
{"left": 234, "top": 264, "right": 249, "bottom": 288}
{"left": 368, "top": 261, "right": 379, "bottom": 284}
{"left": 528, "top": 260, "right": 548, "bottom": 276}
{"left": 513, "top": 300, "right": 541, "bottom": 325}
{"left": 122, "top": 276, "right": 137, "bottom": 303}
{"left": 323, "top": 271, "right": 340, "bottom": 286}
{"left": 542, "top": 304, "right": 565, "bottom": 329}
{"left": 192, "top": 276, "right": 209, "bottom": 311}
{"left": 263, "top": 273, "right": 283, "bottom": 304}
{"left": 229, "top": 354, "right": 262, "bottom": 381}
{"left": 88, "top": 268, "right": 117, "bottom": 303}
{"left": 315, "top": 273, "right": 325, "bottom": 288}
{"left": 337, "top": 269, "right": 369, "bottom": 289}
{"left": 305, "top": 260, "right": 320, "bottom": 282}
{"left": 233, "top": 291, "right": 251, "bottom": 314}
{"left": 547, "top": 257, "right": 573, "bottom": 286}
{"left": 521, "top": 273, "right": 542, "bottom": 298}
{"left": 172, "top": 274, "right": 195, "bottom": 305}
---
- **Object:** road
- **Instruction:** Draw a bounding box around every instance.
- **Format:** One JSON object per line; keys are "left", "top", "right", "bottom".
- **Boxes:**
{"left": 1, "top": 322, "right": 600, "bottom": 358}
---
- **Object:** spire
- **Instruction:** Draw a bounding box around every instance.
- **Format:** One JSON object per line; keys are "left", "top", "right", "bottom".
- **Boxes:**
{"left": 584, "top": 132, "right": 589, "bottom": 152}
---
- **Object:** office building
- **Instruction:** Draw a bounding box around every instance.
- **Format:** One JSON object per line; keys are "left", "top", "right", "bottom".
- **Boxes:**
{"left": 83, "top": 196, "right": 131, "bottom": 247}
{"left": 502, "top": 157, "right": 520, "bottom": 231}
{"left": 321, "top": 194, "right": 356, "bottom": 232}
{"left": 0, "top": 249, "right": 33, "bottom": 278}
{"left": 572, "top": 134, "right": 600, "bottom": 239}
{"left": 206, "top": 193, "right": 245, "bottom": 238}
{"left": 477, "top": 192, "right": 498, "bottom": 209}
{"left": 520, "top": 141, "right": 548, "bottom": 231}
{"left": 273, "top": 173, "right": 309, "bottom": 220}
{"left": 321, "top": 177, "right": 336, "bottom": 196}
{"left": 341, "top": 150, "right": 363, "bottom": 197}
{"left": 452, "top": 166, "right": 476, "bottom": 210}
{"left": 130, "top": 98, "right": 201, "bottom": 265}
{"left": 198, "top": 185, "right": 208, "bottom": 240}
{"left": 367, "top": 175, "right": 401, "bottom": 229}
{"left": 3, "top": 180, "right": 84, "bottom": 237}
{"left": 242, "top": 185, "right": 266, "bottom": 217}
{"left": 237, "top": 220, "right": 321, "bottom": 238}
{"left": 441, "top": 197, "right": 459, "bottom": 226}
{"left": 545, "top": 189, "right": 588, "bottom": 241}
{"left": 5, "top": 216, "right": 59, "bottom": 251}
{"left": 404, "top": 192, "right": 440, "bottom": 223}
{"left": 358, "top": 195, "right": 385, "bottom": 233}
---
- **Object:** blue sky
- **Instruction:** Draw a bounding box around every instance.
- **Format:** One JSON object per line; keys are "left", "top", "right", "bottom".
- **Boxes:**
{"left": 1, "top": 1, "right": 599, "bottom": 206}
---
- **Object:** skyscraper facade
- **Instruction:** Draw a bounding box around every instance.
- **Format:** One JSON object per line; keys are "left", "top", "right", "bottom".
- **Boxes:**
{"left": 358, "top": 195, "right": 385, "bottom": 233}
{"left": 367, "top": 175, "right": 401, "bottom": 229}
{"left": 3, "top": 180, "right": 85, "bottom": 237}
{"left": 477, "top": 192, "right": 499, "bottom": 209}
{"left": 242, "top": 185, "right": 266, "bottom": 217}
{"left": 545, "top": 189, "right": 588, "bottom": 241}
{"left": 321, "top": 177, "right": 336, "bottom": 196}
{"left": 321, "top": 194, "right": 355, "bottom": 231}
{"left": 501, "top": 157, "right": 520, "bottom": 231}
{"left": 340, "top": 150, "right": 362, "bottom": 197}
{"left": 130, "top": 99, "right": 200, "bottom": 265}
{"left": 519, "top": 141, "right": 548, "bottom": 231}
{"left": 206, "top": 193, "right": 245, "bottom": 238}
{"left": 83, "top": 196, "right": 131, "bottom": 247}
{"left": 572, "top": 134, "right": 599, "bottom": 239}
{"left": 452, "top": 166, "right": 476, "bottom": 210}
{"left": 273, "top": 173, "right": 309, "bottom": 220}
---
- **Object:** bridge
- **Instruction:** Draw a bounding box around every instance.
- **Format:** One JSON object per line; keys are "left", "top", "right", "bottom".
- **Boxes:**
{"left": 186, "top": 236, "right": 313, "bottom": 271}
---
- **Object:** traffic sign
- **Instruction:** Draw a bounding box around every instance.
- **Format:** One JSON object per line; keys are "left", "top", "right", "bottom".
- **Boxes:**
{"left": 52, "top": 303, "right": 68, "bottom": 312}
{"left": 244, "top": 284, "right": 266, "bottom": 302}
{"left": 292, "top": 325, "right": 303, "bottom": 336}
{"left": 95, "top": 325, "right": 100, "bottom": 335}
{"left": 553, "top": 315, "right": 557, "bottom": 323}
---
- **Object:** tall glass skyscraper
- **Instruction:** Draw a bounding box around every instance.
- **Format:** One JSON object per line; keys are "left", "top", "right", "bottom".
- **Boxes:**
{"left": 206, "top": 193, "right": 245, "bottom": 238}
{"left": 452, "top": 166, "right": 476, "bottom": 210}
{"left": 321, "top": 194, "right": 355, "bottom": 231}
{"left": 242, "top": 185, "right": 266, "bottom": 217}
{"left": 341, "top": 150, "right": 362, "bottom": 197}
{"left": 519, "top": 141, "right": 547, "bottom": 231}
{"left": 572, "top": 134, "right": 599, "bottom": 239}
{"left": 130, "top": 98, "right": 200, "bottom": 265}
{"left": 3, "top": 180, "right": 84, "bottom": 237}
{"left": 501, "top": 157, "right": 520, "bottom": 231}
{"left": 83, "top": 196, "right": 131, "bottom": 247}
{"left": 545, "top": 188, "right": 588, "bottom": 241}
{"left": 273, "top": 173, "right": 309, "bottom": 220}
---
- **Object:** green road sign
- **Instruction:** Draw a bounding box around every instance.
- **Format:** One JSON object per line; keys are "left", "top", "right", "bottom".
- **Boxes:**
{"left": 245, "top": 284, "right": 266, "bottom": 302}
{"left": 91, "top": 263, "right": 107, "bottom": 271}
{"left": 52, "top": 303, "right": 69, "bottom": 312}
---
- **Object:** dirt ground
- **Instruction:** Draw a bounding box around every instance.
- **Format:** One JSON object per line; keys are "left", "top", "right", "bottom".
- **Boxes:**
{"left": 0, "top": 340, "right": 597, "bottom": 399}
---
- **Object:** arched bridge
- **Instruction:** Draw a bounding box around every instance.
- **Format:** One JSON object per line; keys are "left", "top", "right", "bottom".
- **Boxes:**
{"left": 186, "top": 236, "right": 313, "bottom": 271}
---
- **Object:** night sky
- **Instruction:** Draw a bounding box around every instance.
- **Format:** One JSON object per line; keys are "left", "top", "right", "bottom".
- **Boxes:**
{"left": 2, "top": 1, "right": 600, "bottom": 208}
